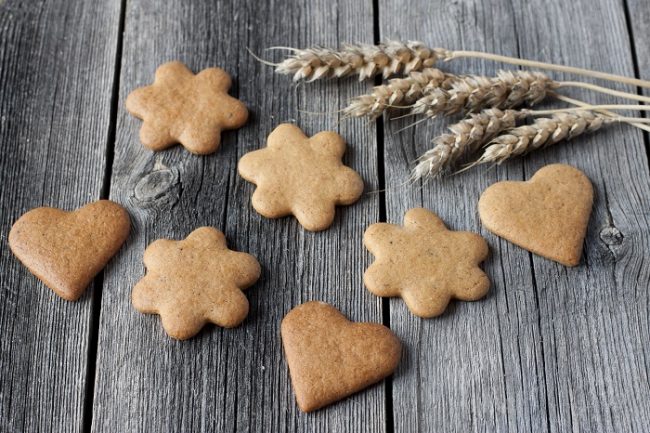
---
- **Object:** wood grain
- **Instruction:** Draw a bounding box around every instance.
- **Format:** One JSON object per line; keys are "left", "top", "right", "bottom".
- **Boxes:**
{"left": 379, "top": 0, "right": 650, "bottom": 431}
{"left": 0, "top": 0, "right": 121, "bottom": 432}
{"left": 625, "top": 0, "right": 650, "bottom": 87}
{"left": 515, "top": 0, "right": 650, "bottom": 431}
{"left": 2, "top": 0, "right": 649, "bottom": 431}
{"left": 91, "top": 0, "right": 383, "bottom": 432}
{"left": 377, "top": 1, "right": 543, "bottom": 432}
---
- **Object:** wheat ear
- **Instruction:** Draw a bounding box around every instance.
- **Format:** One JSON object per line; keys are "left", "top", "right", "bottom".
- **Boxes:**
{"left": 474, "top": 111, "right": 610, "bottom": 165}
{"left": 267, "top": 42, "right": 650, "bottom": 101}
{"left": 343, "top": 68, "right": 455, "bottom": 118}
{"left": 274, "top": 41, "right": 447, "bottom": 82}
{"left": 411, "top": 108, "right": 525, "bottom": 180}
{"left": 410, "top": 70, "right": 556, "bottom": 118}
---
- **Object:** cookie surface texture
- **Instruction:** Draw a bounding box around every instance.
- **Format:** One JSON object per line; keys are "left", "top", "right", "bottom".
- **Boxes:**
{"left": 281, "top": 301, "right": 401, "bottom": 412}
{"left": 237, "top": 123, "right": 364, "bottom": 231}
{"left": 125, "top": 61, "right": 248, "bottom": 154}
{"left": 8, "top": 200, "right": 130, "bottom": 301}
{"left": 132, "top": 227, "right": 261, "bottom": 340}
{"left": 364, "top": 208, "right": 490, "bottom": 318}
{"left": 478, "top": 163, "right": 593, "bottom": 266}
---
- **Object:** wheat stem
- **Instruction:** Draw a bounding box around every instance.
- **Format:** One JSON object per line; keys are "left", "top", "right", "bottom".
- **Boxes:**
{"left": 526, "top": 104, "right": 650, "bottom": 116}
{"left": 610, "top": 117, "right": 650, "bottom": 123}
{"left": 446, "top": 50, "right": 650, "bottom": 89}
{"left": 557, "top": 81, "right": 650, "bottom": 103}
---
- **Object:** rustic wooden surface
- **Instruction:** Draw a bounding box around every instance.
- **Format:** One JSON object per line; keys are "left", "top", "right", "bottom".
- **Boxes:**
{"left": 381, "top": 0, "right": 650, "bottom": 432}
{"left": 0, "top": 1, "right": 121, "bottom": 432}
{"left": 1, "top": 0, "right": 649, "bottom": 432}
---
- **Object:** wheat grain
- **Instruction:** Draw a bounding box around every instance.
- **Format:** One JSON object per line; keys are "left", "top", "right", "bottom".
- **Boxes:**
{"left": 343, "top": 68, "right": 454, "bottom": 118}
{"left": 410, "top": 70, "right": 556, "bottom": 118}
{"left": 475, "top": 111, "right": 610, "bottom": 165}
{"left": 275, "top": 41, "right": 448, "bottom": 81}
{"left": 411, "top": 108, "right": 524, "bottom": 180}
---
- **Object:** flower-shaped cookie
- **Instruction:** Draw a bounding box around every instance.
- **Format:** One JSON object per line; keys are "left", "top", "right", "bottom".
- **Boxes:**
{"left": 364, "top": 208, "right": 490, "bottom": 318}
{"left": 132, "top": 227, "right": 261, "bottom": 340}
{"left": 126, "top": 61, "right": 248, "bottom": 155}
{"left": 237, "top": 124, "right": 364, "bottom": 231}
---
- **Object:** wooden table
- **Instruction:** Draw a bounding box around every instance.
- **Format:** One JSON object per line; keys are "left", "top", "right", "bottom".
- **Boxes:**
{"left": 1, "top": 0, "right": 649, "bottom": 431}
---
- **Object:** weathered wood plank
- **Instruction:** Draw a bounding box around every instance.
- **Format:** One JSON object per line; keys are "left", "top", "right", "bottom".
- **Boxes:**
{"left": 380, "top": 0, "right": 650, "bottom": 432}
{"left": 514, "top": 0, "right": 650, "bottom": 431}
{"left": 91, "top": 0, "right": 383, "bottom": 431}
{"left": 626, "top": 0, "right": 650, "bottom": 94}
{"left": 377, "top": 1, "right": 546, "bottom": 432}
{"left": 0, "top": 0, "right": 121, "bottom": 432}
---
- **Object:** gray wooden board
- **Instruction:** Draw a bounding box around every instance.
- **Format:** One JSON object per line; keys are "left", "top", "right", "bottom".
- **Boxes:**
{"left": 627, "top": 0, "right": 650, "bottom": 108}
{"left": 91, "top": 0, "right": 384, "bottom": 432}
{"left": 515, "top": 0, "right": 650, "bottom": 431}
{"left": 378, "top": 1, "right": 542, "bottom": 432}
{"left": 627, "top": 0, "right": 650, "bottom": 89}
{"left": 0, "top": 0, "right": 121, "bottom": 432}
{"left": 379, "top": 0, "right": 650, "bottom": 432}
{"left": 2, "top": 0, "right": 649, "bottom": 431}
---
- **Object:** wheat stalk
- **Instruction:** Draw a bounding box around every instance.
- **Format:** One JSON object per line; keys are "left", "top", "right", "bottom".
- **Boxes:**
{"left": 265, "top": 42, "right": 650, "bottom": 102}
{"left": 413, "top": 104, "right": 650, "bottom": 180}
{"left": 410, "top": 70, "right": 557, "bottom": 118}
{"left": 343, "top": 68, "right": 454, "bottom": 118}
{"left": 274, "top": 41, "right": 447, "bottom": 82}
{"left": 345, "top": 69, "right": 557, "bottom": 119}
{"left": 271, "top": 41, "right": 650, "bottom": 89}
{"left": 473, "top": 111, "right": 610, "bottom": 165}
{"left": 411, "top": 108, "right": 524, "bottom": 180}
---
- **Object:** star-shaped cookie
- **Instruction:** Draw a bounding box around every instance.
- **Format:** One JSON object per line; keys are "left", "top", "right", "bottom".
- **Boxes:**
{"left": 237, "top": 123, "right": 364, "bottom": 231}
{"left": 126, "top": 61, "right": 248, "bottom": 155}
{"left": 132, "top": 227, "right": 261, "bottom": 340}
{"left": 364, "top": 208, "right": 490, "bottom": 318}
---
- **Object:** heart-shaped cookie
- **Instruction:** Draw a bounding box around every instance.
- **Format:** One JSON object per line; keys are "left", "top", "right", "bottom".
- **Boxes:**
{"left": 9, "top": 200, "right": 130, "bottom": 301}
{"left": 478, "top": 163, "right": 593, "bottom": 266}
{"left": 281, "top": 301, "right": 401, "bottom": 412}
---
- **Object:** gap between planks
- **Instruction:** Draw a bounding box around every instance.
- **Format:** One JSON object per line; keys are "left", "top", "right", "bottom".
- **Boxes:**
{"left": 81, "top": 0, "right": 127, "bottom": 431}
{"left": 621, "top": 0, "right": 650, "bottom": 168}
{"left": 372, "top": 0, "right": 395, "bottom": 432}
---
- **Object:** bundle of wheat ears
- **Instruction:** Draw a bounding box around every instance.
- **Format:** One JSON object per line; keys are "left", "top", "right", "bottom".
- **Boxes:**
{"left": 253, "top": 41, "right": 650, "bottom": 181}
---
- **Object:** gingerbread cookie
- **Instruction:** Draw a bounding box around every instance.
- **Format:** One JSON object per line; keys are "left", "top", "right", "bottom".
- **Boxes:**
{"left": 132, "top": 227, "right": 261, "bottom": 340}
{"left": 125, "top": 61, "right": 248, "bottom": 155}
{"left": 8, "top": 200, "right": 130, "bottom": 301}
{"left": 237, "top": 124, "right": 364, "bottom": 231}
{"left": 478, "top": 163, "right": 593, "bottom": 266}
{"left": 281, "top": 301, "right": 401, "bottom": 412}
{"left": 364, "top": 208, "right": 489, "bottom": 318}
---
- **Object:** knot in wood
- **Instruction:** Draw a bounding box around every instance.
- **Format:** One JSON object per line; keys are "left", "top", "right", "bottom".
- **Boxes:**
{"left": 599, "top": 226, "right": 623, "bottom": 247}
{"left": 134, "top": 168, "right": 179, "bottom": 204}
